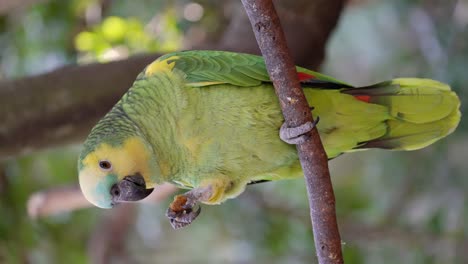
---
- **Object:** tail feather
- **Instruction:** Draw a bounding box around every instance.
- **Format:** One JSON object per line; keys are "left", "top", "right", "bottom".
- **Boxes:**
{"left": 343, "top": 78, "right": 461, "bottom": 151}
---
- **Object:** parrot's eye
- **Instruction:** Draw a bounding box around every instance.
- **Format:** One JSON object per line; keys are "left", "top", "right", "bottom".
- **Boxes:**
{"left": 99, "top": 160, "right": 112, "bottom": 171}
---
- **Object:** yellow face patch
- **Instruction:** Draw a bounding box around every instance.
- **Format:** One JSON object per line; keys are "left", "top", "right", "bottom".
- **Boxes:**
{"left": 79, "top": 137, "right": 156, "bottom": 208}
{"left": 145, "top": 56, "right": 179, "bottom": 76}
{"left": 81, "top": 137, "right": 151, "bottom": 181}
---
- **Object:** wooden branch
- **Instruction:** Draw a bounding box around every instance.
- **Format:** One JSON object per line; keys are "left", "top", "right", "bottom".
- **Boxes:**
{"left": 27, "top": 185, "right": 91, "bottom": 219}
{"left": 240, "top": 0, "right": 344, "bottom": 263}
{"left": 27, "top": 183, "right": 178, "bottom": 218}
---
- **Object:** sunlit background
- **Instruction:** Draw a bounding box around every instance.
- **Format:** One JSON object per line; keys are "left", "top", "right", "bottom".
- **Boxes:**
{"left": 1, "top": 0, "right": 467, "bottom": 263}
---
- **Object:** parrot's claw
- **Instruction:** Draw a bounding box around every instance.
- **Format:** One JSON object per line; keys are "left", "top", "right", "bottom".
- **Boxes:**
{"left": 166, "top": 205, "right": 201, "bottom": 229}
{"left": 166, "top": 190, "right": 208, "bottom": 229}
{"left": 280, "top": 117, "right": 320, "bottom": 145}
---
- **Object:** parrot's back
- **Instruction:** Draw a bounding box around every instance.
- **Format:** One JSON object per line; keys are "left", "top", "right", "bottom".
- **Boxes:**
{"left": 117, "top": 51, "right": 460, "bottom": 188}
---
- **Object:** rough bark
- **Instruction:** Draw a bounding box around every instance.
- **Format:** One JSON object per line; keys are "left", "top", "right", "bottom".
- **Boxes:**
{"left": 241, "top": 0, "right": 343, "bottom": 263}
{"left": 0, "top": 55, "right": 160, "bottom": 159}
{"left": 0, "top": 0, "right": 344, "bottom": 159}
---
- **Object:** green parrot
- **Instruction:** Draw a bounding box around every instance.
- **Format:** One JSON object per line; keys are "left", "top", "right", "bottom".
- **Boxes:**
{"left": 78, "top": 51, "right": 460, "bottom": 229}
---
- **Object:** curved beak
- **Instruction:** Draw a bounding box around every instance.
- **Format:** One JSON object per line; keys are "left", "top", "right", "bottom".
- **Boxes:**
{"left": 111, "top": 173, "right": 154, "bottom": 204}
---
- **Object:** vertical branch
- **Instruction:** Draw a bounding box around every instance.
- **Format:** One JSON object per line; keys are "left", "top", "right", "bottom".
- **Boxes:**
{"left": 240, "top": 0, "right": 344, "bottom": 263}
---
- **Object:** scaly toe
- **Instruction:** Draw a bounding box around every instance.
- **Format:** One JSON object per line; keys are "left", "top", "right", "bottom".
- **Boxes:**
{"left": 279, "top": 117, "right": 319, "bottom": 144}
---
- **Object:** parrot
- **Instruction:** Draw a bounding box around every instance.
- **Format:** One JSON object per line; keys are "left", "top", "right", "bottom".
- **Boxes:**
{"left": 78, "top": 50, "right": 460, "bottom": 229}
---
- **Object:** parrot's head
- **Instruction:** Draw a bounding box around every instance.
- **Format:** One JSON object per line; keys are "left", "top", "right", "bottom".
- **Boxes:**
{"left": 78, "top": 136, "right": 157, "bottom": 208}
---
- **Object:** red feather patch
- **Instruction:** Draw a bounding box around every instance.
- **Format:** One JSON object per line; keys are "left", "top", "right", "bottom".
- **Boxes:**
{"left": 297, "top": 72, "right": 315, "bottom": 81}
{"left": 354, "top": 95, "right": 371, "bottom": 103}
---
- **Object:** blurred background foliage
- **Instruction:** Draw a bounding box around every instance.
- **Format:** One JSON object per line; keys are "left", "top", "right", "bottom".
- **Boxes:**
{"left": 0, "top": 0, "right": 467, "bottom": 263}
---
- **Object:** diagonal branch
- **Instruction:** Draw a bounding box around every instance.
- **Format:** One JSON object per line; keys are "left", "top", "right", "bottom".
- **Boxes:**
{"left": 0, "top": 54, "right": 161, "bottom": 159}
{"left": 240, "top": 0, "right": 344, "bottom": 263}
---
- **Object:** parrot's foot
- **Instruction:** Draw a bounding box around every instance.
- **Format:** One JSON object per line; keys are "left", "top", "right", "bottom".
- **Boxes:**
{"left": 165, "top": 196, "right": 201, "bottom": 229}
{"left": 280, "top": 117, "right": 319, "bottom": 144}
{"left": 165, "top": 186, "right": 212, "bottom": 229}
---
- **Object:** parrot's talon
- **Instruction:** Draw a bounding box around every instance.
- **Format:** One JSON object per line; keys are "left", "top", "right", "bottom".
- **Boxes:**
{"left": 313, "top": 116, "right": 320, "bottom": 126}
{"left": 182, "top": 201, "right": 196, "bottom": 210}
{"left": 166, "top": 193, "right": 203, "bottom": 229}
{"left": 280, "top": 117, "right": 319, "bottom": 145}
{"left": 166, "top": 206, "right": 201, "bottom": 229}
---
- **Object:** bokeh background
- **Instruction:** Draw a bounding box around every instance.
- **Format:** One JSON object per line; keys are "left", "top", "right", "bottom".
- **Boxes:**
{"left": 1, "top": 0, "right": 467, "bottom": 263}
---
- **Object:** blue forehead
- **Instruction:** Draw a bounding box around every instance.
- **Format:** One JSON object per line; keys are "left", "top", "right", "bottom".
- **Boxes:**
{"left": 94, "top": 174, "right": 118, "bottom": 208}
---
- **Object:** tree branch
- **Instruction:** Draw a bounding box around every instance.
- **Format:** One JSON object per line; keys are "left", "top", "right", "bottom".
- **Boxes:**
{"left": 241, "top": 0, "right": 343, "bottom": 263}
{"left": 27, "top": 183, "right": 178, "bottom": 218}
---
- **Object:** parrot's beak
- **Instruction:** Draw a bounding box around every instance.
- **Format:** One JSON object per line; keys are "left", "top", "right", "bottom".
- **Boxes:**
{"left": 111, "top": 173, "right": 154, "bottom": 205}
